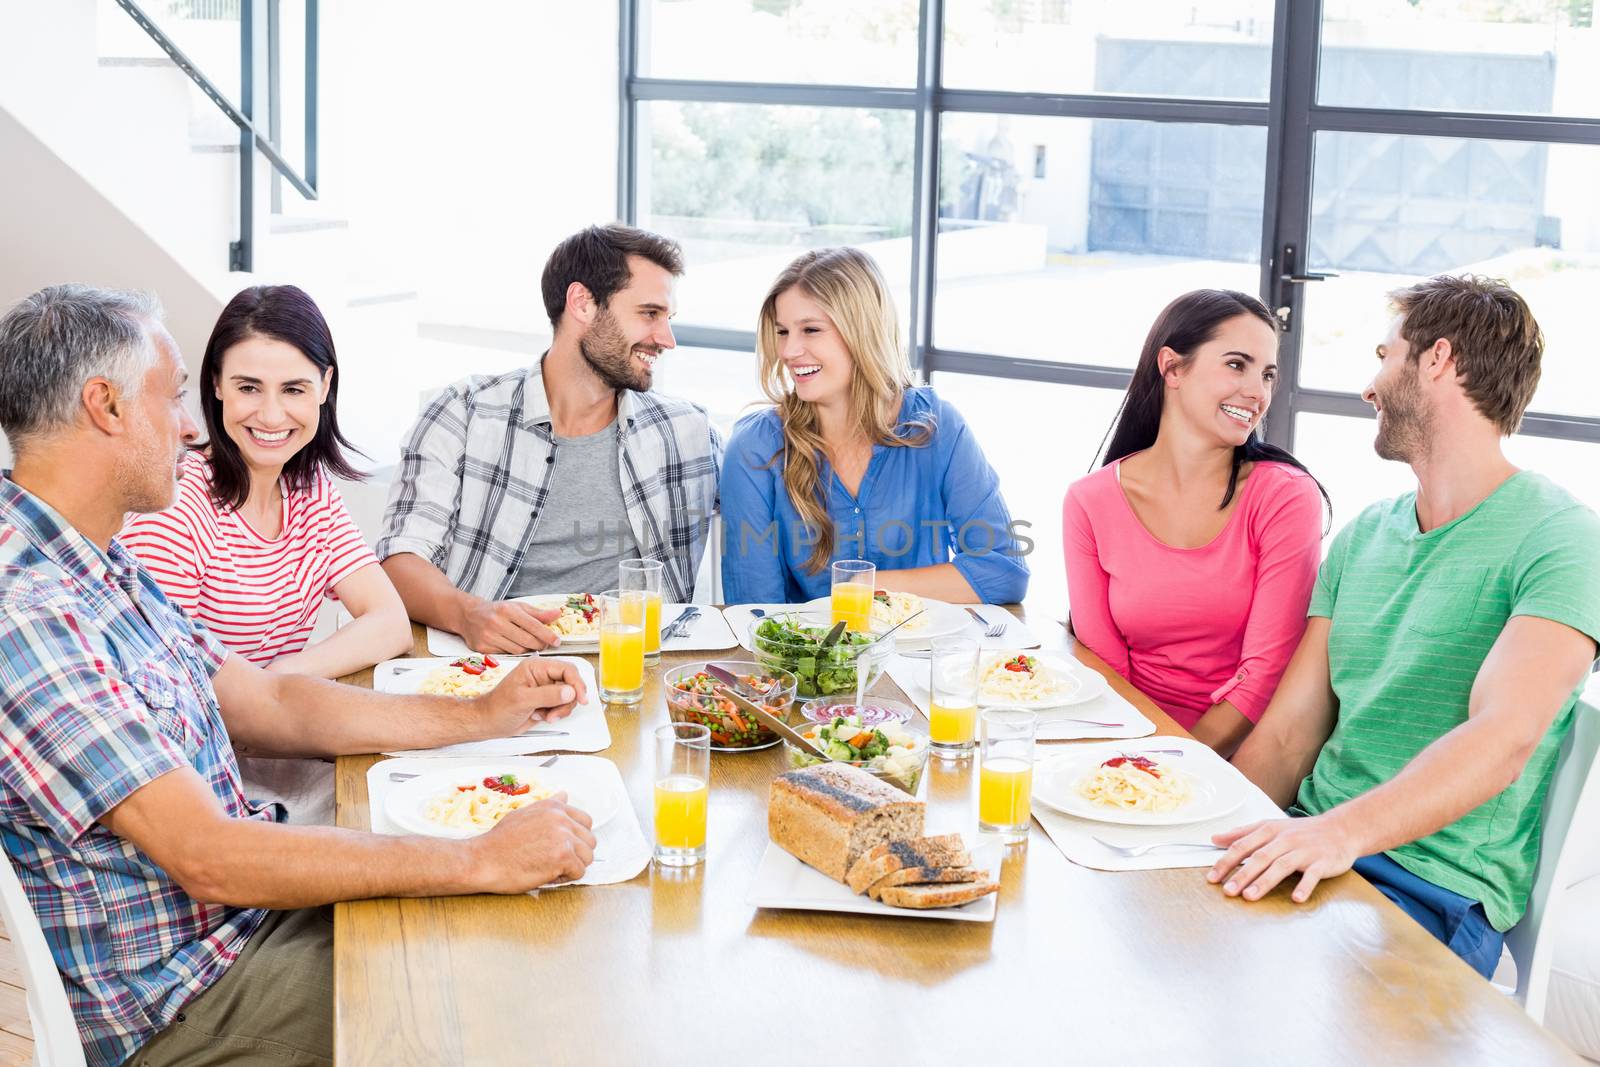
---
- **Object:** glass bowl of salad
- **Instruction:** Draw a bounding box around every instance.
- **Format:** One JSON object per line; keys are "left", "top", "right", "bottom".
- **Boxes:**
{"left": 663, "top": 661, "right": 797, "bottom": 751}
{"left": 782, "top": 710, "right": 930, "bottom": 795}
{"left": 748, "top": 612, "right": 894, "bottom": 700}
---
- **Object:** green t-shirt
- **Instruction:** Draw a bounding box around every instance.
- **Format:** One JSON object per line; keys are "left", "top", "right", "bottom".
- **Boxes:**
{"left": 1298, "top": 471, "right": 1600, "bottom": 931}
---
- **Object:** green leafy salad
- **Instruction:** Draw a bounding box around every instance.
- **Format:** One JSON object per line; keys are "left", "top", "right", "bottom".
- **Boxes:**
{"left": 751, "top": 616, "right": 880, "bottom": 697}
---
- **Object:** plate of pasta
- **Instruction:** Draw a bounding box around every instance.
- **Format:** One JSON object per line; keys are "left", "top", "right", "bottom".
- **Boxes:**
{"left": 976, "top": 653, "right": 1087, "bottom": 708}
{"left": 1032, "top": 748, "right": 1246, "bottom": 826}
{"left": 382, "top": 655, "right": 518, "bottom": 699}
{"left": 385, "top": 761, "right": 620, "bottom": 839}
{"left": 800, "top": 593, "right": 968, "bottom": 642}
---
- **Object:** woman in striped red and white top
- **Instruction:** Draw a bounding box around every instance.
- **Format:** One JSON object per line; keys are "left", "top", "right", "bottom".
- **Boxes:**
{"left": 122, "top": 285, "right": 413, "bottom": 679}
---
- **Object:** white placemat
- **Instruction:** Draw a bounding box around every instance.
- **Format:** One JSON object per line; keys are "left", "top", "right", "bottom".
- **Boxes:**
{"left": 884, "top": 654, "right": 1156, "bottom": 741}
{"left": 423, "top": 602, "right": 737, "bottom": 657}
{"left": 1029, "top": 737, "right": 1284, "bottom": 871}
{"left": 365, "top": 755, "right": 649, "bottom": 886}
{"left": 722, "top": 603, "right": 1042, "bottom": 653}
{"left": 377, "top": 656, "right": 612, "bottom": 757}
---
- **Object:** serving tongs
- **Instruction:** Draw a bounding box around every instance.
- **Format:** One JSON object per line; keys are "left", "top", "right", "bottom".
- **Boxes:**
{"left": 702, "top": 663, "right": 829, "bottom": 760}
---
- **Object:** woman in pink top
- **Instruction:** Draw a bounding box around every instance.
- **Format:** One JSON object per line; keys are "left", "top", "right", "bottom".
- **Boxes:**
{"left": 122, "top": 285, "right": 412, "bottom": 679}
{"left": 1063, "top": 290, "right": 1326, "bottom": 757}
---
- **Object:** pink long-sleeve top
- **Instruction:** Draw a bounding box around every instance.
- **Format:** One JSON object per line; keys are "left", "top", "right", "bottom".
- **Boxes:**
{"left": 1062, "top": 458, "right": 1323, "bottom": 730}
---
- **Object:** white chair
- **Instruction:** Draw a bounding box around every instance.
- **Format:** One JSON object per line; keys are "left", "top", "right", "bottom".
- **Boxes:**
{"left": 0, "top": 850, "right": 87, "bottom": 1066}
{"left": 1505, "top": 686, "right": 1600, "bottom": 1025}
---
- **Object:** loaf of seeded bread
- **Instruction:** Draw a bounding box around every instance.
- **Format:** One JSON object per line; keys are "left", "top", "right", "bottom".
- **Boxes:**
{"left": 865, "top": 865, "right": 985, "bottom": 902}
{"left": 876, "top": 880, "right": 999, "bottom": 909}
{"left": 768, "top": 763, "right": 925, "bottom": 883}
{"left": 844, "top": 834, "right": 969, "bottom": 894}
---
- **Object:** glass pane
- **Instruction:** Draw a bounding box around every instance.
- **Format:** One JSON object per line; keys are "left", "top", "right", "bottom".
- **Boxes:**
{"left": 929, "top": 371, "right": 1127, "bottom": 611}
{"left": 943, "top": 1, "right": 1275, "bottom": 98}
{"left": 1299, "top": 132, "right": 1600, "bottom": 419}
{"left": 650, "top": 345, "right": 763, "bottom": 437}
{"left": 1319, "top": 1, "right": 1600, "bottom": 118}
{"left": 1293, "top": 413, "right": 1600, "bottom": 526}
{"left": 639, "top": 0, "right": 920, "bottom": 86}
{"left": 935, "top": 113, "right": 1266, "bottom": 365}
{"left": 638, "top": 100, "right": 915, "bottom": 332}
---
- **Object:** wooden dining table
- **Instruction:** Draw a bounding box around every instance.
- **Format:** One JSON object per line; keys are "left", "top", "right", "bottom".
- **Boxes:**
{"left": 332, "top": 605, "right": 1579, "bottom": 1065}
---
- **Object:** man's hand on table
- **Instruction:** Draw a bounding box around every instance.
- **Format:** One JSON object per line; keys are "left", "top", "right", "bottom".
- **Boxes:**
{"left": 471, "top": 796, "right": 597, "bottom": 890}
{"left": 1205, "top": 811, "right": 1362, "bottom": 904}
{"left": 477, "top": 657, "right": 588, "bottom": 734}
{"left": 460, "top": 597, "right": 563, "bottom": 654}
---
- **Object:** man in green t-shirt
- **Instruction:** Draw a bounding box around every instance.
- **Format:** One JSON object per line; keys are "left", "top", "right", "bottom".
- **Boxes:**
{"left": 1209, "top": 275, "right": 1600, "bottom": 978}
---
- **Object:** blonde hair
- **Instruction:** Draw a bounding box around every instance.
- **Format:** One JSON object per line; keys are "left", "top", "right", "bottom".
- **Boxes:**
{"left": 755, "top": 247, "right": 932, "bottom": 574}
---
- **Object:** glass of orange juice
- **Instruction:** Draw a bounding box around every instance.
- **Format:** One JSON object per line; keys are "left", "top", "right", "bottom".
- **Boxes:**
{"left": 978, "top": 708, "right": 1037, "bottom": 841}
{"left": 598, "top": 589, "right": 647, "bottom": 705}
{"left": 929, "top": 636, "right": 980, "bottom": 760}
{"left": 654, "top": 722, "right": 710, "bottom": 866}
{"left": 619, "top": 558, "right": 665, "bottom": 664}
{"left": 830, "top": 559, "right": 876, "bottom": 632}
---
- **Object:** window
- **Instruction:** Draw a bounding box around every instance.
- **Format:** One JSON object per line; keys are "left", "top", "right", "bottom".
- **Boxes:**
{"left": 622, "top": 1, "right": 1600, "bottom": 576}
{"left": 936, "top": 113, "right": 1265, "bottom": 364}
{"left": 637, "top": 100, "right": 915, "bottom": 334}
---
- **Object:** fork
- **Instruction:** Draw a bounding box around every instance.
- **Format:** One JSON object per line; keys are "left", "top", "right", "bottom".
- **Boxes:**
{"left": 1091, "top": 835, "right": 1220, "bottom": 858}
{"left": 663, "top": 607, "right": 700, "bottom": 641}
{"left": 387, "top": 752, "right": 561, "bottom": 783}
{"left": 965, "top": 606, "right": 1007, "bottom": 639}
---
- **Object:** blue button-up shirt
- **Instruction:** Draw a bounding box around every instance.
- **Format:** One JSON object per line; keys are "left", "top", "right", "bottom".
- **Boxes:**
{"left": 719, "top": 387, "right": 1030, "bottom": 604}
{"left": 0, "top": 477, "right": 276, "bottom": 1067}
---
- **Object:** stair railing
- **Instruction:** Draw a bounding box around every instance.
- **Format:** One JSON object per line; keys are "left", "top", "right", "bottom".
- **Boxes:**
{"left": 111, "top": 0, "right": 317, "bottom": 272}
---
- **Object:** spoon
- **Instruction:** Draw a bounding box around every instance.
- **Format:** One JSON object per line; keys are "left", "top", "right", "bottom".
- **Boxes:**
{"left": 703, "top": 665, "right": 828, "bottom": 759}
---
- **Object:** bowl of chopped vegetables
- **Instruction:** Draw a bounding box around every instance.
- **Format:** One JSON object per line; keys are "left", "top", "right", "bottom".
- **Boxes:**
{"left": 663, "top": 661, "right": 797, "bottom": 751}
{"left": 748, "top": 612, "right": 894, "bottom": 700}
{"left": 782, "top": 709, "right": 930, "bottom": 795}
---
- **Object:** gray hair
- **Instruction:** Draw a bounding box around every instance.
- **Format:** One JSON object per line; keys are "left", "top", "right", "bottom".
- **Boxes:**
{"left": 0, "top": 284, "right": 164, "bottom": 453}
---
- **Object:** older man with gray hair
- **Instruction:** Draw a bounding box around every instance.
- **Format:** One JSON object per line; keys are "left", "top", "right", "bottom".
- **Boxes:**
{"left": 0, "top": 285, "right": 597, "bottom": 1067}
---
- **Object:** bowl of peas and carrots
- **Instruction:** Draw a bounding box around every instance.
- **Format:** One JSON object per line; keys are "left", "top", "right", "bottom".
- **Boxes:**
{"left": 663, "top": 661, "right": 799, "bottom": 751}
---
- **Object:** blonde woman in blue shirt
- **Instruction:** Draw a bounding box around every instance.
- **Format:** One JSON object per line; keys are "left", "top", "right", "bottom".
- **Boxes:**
{"left": 721, "top": 246, "right": 1029, "bottom": 605}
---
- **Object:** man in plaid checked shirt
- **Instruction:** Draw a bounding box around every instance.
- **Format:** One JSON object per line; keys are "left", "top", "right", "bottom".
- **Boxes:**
{"left": 378, "top": 225, "right": 723, "bottom": 654}
{"left": 0, "top": 287, "right": 601, "bottom": 1067}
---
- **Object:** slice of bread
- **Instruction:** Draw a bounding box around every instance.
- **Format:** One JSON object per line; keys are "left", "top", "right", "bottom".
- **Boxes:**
{"left": 768, "top": 763, "right": 925, "bottom": 883}
{"left": 877, "top": 880, "right": 999, "bottom": 910}
{"left": 845, "top": 835, "right": 970, "bottom": 895}
{"left": 865, "top": 865, "right": 985, "bottom": 901}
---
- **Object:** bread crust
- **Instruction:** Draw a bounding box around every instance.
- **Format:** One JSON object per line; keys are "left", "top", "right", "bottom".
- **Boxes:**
{"left": 845, "top": 836, "right": 970, "bottom": 894}
{"left": 768, "top": 763, "right": 924, "bottom": 882}
{"left": 865, "top": 865, "right": 984, "bottom": 901}
{"left": 876, "top": 880, "right": 999, "bottom": 909}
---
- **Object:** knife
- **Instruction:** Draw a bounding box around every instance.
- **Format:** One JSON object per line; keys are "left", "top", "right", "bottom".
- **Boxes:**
{"left": 702, "top": 663, "right": 828, "bottom": 759}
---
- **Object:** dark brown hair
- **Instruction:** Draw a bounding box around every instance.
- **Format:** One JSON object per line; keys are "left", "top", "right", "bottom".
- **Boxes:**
{"left": 1387, "top": 274, "right": 1543, "bottom": 434}
{"left": 1097, "top": 289, "right": 1329, "bottom": 519}
{"left": 198, "top": 285, "right": 367, "bottom": 512}
{"left": 540, "top": 224, "right": 684, "bottom": 328}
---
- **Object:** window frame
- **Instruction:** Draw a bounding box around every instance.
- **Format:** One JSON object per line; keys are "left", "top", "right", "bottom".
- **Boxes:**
{"left": 619, "top": 0, "right": 1600, "bottom": 451}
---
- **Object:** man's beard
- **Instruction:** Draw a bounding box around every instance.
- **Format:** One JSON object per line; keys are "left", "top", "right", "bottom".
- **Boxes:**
{"left": 116, "top": 429, "right": 182, "bottom": 514}
{"left": 579, "top": 308, "right": 655, "bottom": 392}
{"left": 1373, "top": 366, "right": 1433, "bottom": 463}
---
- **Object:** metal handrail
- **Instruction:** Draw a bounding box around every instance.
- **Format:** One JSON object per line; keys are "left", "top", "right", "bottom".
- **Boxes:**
{"left": 111, "top": 0, "right": 318, "bottom": 272}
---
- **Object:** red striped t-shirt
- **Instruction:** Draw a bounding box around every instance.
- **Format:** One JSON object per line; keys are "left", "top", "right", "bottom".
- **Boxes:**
{"left": 119, "top": 451, "right": 379, "bottom": 665}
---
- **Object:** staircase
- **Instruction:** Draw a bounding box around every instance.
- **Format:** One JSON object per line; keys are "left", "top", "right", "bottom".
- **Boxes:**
{"left": 0, "top": 0, "right": 475, "bottom": 491}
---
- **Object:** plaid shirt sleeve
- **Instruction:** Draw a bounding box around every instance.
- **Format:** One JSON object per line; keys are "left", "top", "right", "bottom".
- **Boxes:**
{"left": 376, "top": 385, "right": 470, "bottom": 568}
{"left": 0, "top": 585, "right": 190, "bottom": 843}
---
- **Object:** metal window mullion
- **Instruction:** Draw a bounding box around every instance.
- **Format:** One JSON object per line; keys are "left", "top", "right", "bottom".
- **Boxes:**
{"left": 618, "top": 0, "right": 638, "bottom": 222}
{"left": 1309, "top": 105, "right": 1600, "bottom": 146}
{"left": 924, "top": 350, "right": 1133, "bottom": 392}
{"left": 305, "top": 0, "right": 318, "bottom": 190}
{"left": 907, "top": 0, "right": 943, "bottom": 380}
{"left": 936, "top": 88, "right": 1268, "bottom": 125}
{"left": 630, "top": 77, "right": 917, "bottom": 109}
{"left": 1262, "top": 0, "right": 1323, "bottom": 453}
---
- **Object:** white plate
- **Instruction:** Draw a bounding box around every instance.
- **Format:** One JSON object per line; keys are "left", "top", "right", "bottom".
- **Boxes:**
{"left": 1031, "top": 747, "right": 1247, "bottom": 827}
{"left": 378, "top": 657, "right": 526, "bottom": 696}
{"left": 800, "top": 596, "right": 969, "bottom": 643}
{"left": 384, "top": 760, "right": 621, "bottom": 839}
{"left": 977, "top": 653, "right": 1089, "bottom": 709}
{"left": 746, "top": 839, "right": 1001, "bottom": 923}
